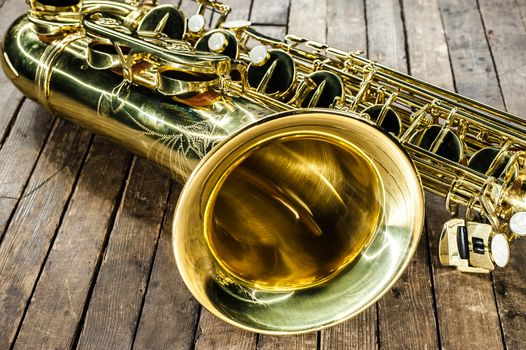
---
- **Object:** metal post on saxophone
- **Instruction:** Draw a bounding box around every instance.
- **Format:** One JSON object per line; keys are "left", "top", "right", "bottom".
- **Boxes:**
{"left": 1, "top": 0, "right": 525, "bottom": 334}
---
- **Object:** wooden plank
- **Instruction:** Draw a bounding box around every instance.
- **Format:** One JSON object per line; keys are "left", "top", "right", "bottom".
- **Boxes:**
{"left": 438, "top": 0, "right": 504, "bottom": 108}
{"left": 76, "top": 157, "right": 171, "bottom": 350}
{"left": 133, "top": 183, "right": 201, "bottom": 350}
{"left": 259, "top": 333, "right": 317, "bottom": 350}
{"left": 477, "top": 0, "right": 526, "bottom": 349}
{"left": 377, "top": 239, "right": 438, "bottom": 349}
{"left": 425, "top": 194, "right": 504, "bottom": 350}
{"left": 194, "top": 310, "right": 257, "bottom": 350}
{"left": 365, "top": 0, "right": 406, "bottom": 71}
{"left": 251, "top": 25, "right": 287, "bottom": 40}
{"left": 250, "top": 0, "right": 289, "bottom": 26}
{"left": 327, "top": 0, "right": 367, "bottom": 53}
{"left": 288, "top": 0, "right": 325, "bottom": 41}
{"left": 479, "top": 0, "right": 526, "bottom": 116}
{"left": 0, "top": 0, "right": 28, "bottom": 145}
{"left": 0, "top": 101, "right": 53, "bottom": 239}
{"left": 320, "top": 308, "right": 377, "bottom": 350}
{"left": 367, "top": 1, "right": 438, "bottom": 348}
{"left": 223, "top": 0, "right": 251, "bottom": 21}
{"left": 12, "top": 137, "right": 131, "bottom": 350}
{"left": 0, "top": 120, "right": 91, "bottom": 350}
{"left": 403, "top": 0, "right": 454, "bottom": 89}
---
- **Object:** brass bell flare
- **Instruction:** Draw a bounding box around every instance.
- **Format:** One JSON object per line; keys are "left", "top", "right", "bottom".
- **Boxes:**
{"left": 174, "top": 111, "right": 424, "bottom": 333}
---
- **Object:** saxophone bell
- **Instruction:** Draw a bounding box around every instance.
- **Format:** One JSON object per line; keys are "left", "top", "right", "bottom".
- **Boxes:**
{"left": 173, "top": 109, "right": 424, "bottom": 333}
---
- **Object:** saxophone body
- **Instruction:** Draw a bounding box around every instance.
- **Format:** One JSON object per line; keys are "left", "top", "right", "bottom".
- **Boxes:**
{"left": 1, "top": 0, "right": 525, "bottom": 334}
{"left": 2, "top": 10, "right": 271, "bottom": 181}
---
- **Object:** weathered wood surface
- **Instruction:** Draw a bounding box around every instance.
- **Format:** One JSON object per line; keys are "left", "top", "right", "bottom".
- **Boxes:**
{"left": 0, "top": 0, "right": 525, "bottom": 349}
{"left": 13, "top": 137, "right": 131, "bottom": 350}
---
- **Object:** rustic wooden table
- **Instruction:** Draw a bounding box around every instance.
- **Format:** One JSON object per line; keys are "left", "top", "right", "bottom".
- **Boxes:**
{"left": 1, "top": 0, "right": 525, "bottom": 349}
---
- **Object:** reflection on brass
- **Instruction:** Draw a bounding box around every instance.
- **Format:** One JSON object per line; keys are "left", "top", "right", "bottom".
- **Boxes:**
{"left": 207, "top": 138, "right": 383, "bottom": 291}
{"left": 1, "top": 0, "right": 525, "bottom": 335}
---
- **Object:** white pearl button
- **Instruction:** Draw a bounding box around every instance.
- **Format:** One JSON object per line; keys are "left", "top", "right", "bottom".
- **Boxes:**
{"left": 491, "top": 233, "right": 510, "bottom": 268}
{"left": 509, "top": 211, "right": 526, "bottom": 236}
{"left": 249, "top": 45, "right": 269, "bottom": 66}
{"left": 188, "top": 14, "right": 205, "bottom": 33}
{"left": 208, "top": 32, "right": 227, "bottom": 53}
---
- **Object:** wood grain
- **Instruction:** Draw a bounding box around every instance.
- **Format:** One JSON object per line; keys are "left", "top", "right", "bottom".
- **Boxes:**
{"left": 320, "top": 308, "right": 378, "bottom": 350}
{"left": 438, "top": 0, "right": 505, "bottom": 108}
{"left": 223, "top": 0, "right": 252, "bottom": 21}
{"left": 251, "top": 25, "right": 287, "bottom": 40}
{"left": 0, "top": 101, "right": 53, "bottom": 239}
{"left": 327, "top": 0, "right": 367, "bottom": 53}
{"left": 194, "top": 310, "right": 257, "bottom": 350}
{"left": 365, "top": 0, "right": 406, "bottom": 71}
{"left": 176, "top": 0, "right": 200, "bottom": 19}
{"left": 12, "top": 137, "right": 131, "bottom": 349}
{"left": 493, "top": 239, "right": 526, "bottom": 350}
{"left": 0, "top": 120, "right": 91, "bottom": 350}
{"left": 288, "top": 0, "right": 326, "bottom": 42}
{"left": 403, "top": 0, "right": 454, "bottom": 89}
{"left": 76, "top": 157, "right": 171, "bottom": 350}
{"left": 249, "top": 0, "right": 287, "bottom": 41}
{"left": 479, "top": 0, "right": 526, "bottom": 116}
{"left": 259, "top": 333, "right": 317, "bottom": 350}
{"left": 250, "top": 0, "right": 289, "bottom": 25}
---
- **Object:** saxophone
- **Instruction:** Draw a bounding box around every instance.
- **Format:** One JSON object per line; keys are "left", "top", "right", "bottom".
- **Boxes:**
{"left": 1, "top": 0, "right": 525, "bottom": 334}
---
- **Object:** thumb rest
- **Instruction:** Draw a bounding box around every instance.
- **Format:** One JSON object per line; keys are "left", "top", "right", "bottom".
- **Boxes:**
{"left": 2, "top": 0, "right": 525, "bottom": 334}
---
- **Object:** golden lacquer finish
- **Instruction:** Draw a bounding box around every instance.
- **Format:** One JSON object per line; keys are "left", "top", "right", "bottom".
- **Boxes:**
{"left": 207, "top": 137, "right": 383, "bottom": 291}
{"left": 175, "top": 112, "right": 424, "bottom": 333}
